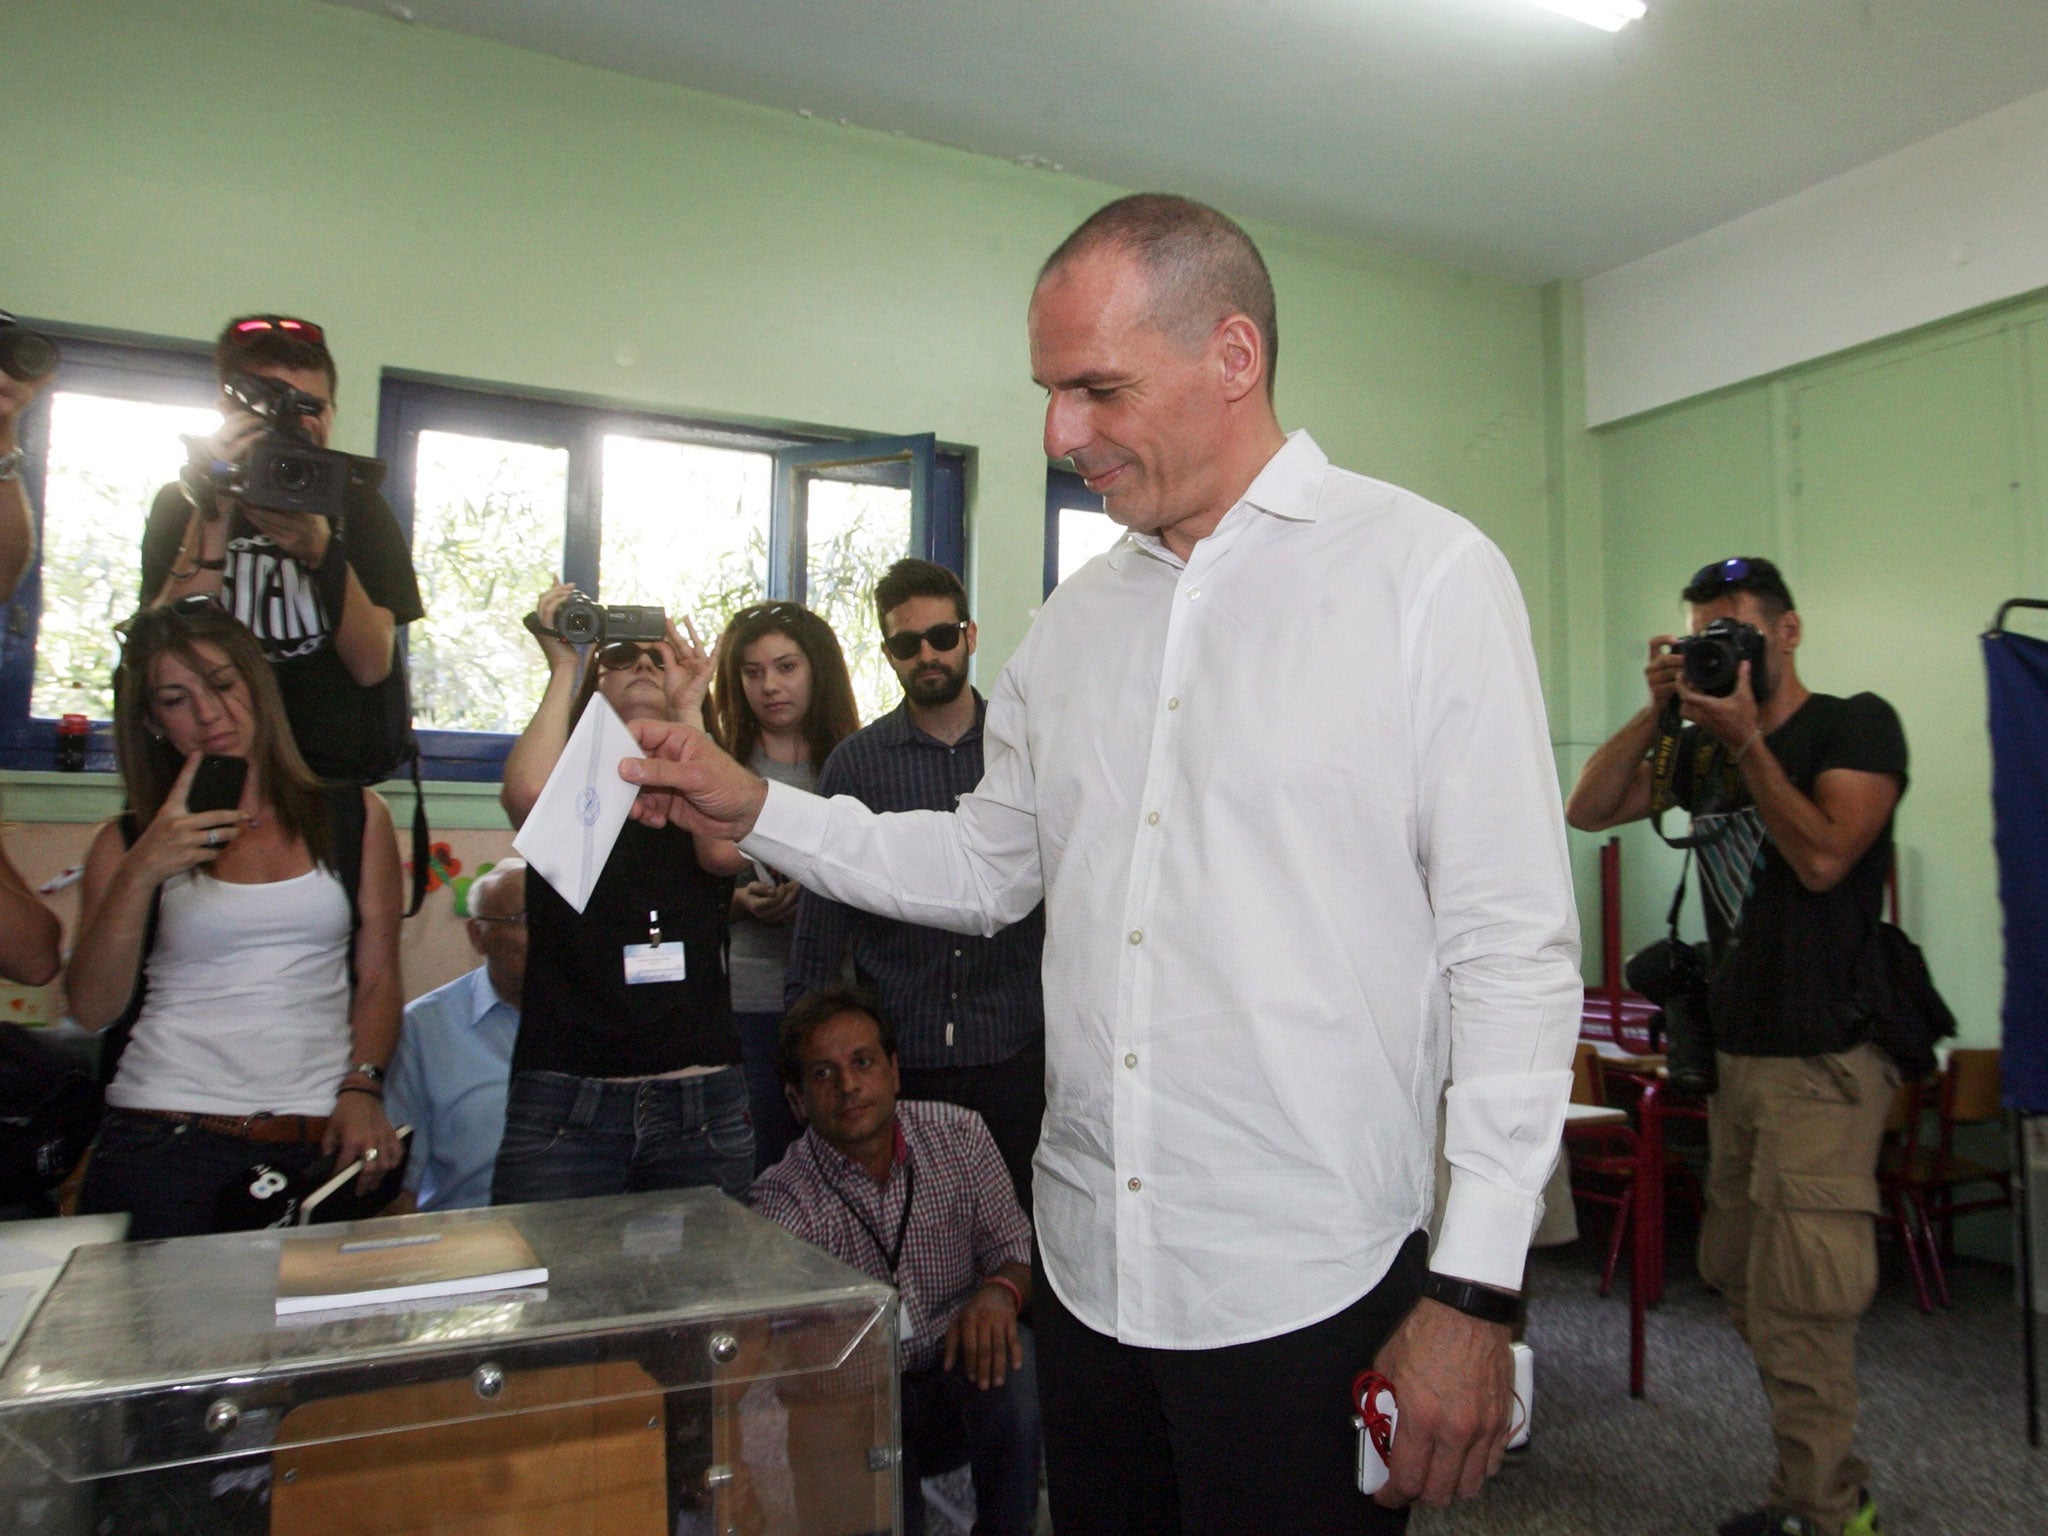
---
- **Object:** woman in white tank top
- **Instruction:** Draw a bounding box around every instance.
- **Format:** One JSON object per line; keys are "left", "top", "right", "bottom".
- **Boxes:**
{"left": 68, "top": 601, "right": 405, "bottom": 1241}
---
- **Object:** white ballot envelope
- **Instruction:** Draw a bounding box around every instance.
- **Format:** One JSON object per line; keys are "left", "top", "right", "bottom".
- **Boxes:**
{"left": 512, "top": 695, "right": 640, "bottom": 912}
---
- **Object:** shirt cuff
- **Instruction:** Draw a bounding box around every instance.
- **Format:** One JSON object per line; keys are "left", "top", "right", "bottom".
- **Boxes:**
{"left": 1431, "top": 1173, "right": 1540, "bottom": 1292}
{"left": 740, "top": 778, "right": 829, "bottom": 880}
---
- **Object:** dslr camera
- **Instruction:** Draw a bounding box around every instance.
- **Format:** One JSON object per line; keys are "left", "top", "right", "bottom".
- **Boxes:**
{"left": 1671, "top": 617, "right": 1766, "bottom": 698}
{"left": 525, "top": 593, "right": 667, "bottom": 646}
{"left": 183, "top": 371, "right": 383, "bottom": 524}
{"left": 0, "top": 311, "right": 58, "bottom": 383}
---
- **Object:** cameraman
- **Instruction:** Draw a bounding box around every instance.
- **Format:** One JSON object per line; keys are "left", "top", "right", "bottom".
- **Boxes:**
{"left": 1566, "top": 557, "right": 1905, "bottom": 1536}
{"left": 141, "top": 316, "right": 422, "bottom": 784}
{"left": 0, "top": 348, "right": 51, "bottom": 603}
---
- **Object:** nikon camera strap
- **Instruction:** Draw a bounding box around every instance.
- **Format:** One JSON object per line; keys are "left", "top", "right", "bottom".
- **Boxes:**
{"left": 1646, "top": 700, "right": 1741, "bottom": 850}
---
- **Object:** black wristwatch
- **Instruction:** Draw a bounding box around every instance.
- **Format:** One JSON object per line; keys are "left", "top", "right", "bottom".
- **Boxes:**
{"left": 1419, "top": 1271, "right": 1524, "bottom": 1327}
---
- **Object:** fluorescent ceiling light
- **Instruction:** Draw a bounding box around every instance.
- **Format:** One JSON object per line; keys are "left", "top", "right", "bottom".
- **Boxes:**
{"left": 1526, "top": 0, "right": 1647, "bottom": 31}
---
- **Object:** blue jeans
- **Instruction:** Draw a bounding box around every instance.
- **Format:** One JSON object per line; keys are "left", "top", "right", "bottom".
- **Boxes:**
{"left": 79, "top": 1107, "right": 325, "bottom": 1241}
{"left": 734, "top": 1009, "right": 803, "bottom": 1175}
{"left": 900, "top": 1327, "right": 1043, "bottom": 1536}
{"left": 490, "top": 1066, "right": 754, "bottom": 1207}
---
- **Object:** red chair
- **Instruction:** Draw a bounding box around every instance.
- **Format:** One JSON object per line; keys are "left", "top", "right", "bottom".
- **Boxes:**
{"left": 1564, "top": 1043, "right": 1639, "bottom": 1298}
{"left": 1881, "top": 1048, "right": 2011, "bottom": 1313}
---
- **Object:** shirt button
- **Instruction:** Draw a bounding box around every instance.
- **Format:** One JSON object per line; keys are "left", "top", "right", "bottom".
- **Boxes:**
{"left": 1124, "top": 1052, "right": 1138, "bottom": 1069}
{"left": 953, "top": 949, "right": 962, "bottom": 958}
{"left": 1187, "top": 587, "right": 1201, "bottom": 600}
{"left": 1127, "top": 1177, "right": 1142, "bottom": 1192}
{"left": 1128, "top": 929, "right": 1144, "bottom": 946}
{"left": 1146, "top": 811, "right": 1160, "bottom": 826}
{"left": 1166, "top": 697, "right": 1180, "bottom": 711}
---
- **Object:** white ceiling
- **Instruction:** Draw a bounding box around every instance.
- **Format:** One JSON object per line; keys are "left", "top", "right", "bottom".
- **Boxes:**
{"left": 324, "top": 0, "right": 2048, "bottom": 282}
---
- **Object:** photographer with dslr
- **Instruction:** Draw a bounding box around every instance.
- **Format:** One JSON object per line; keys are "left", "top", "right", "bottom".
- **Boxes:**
{"left": 141, "top": 315, "right": 422, "bottom": 784}
{"left": 1566, "top": 557, "right": 1905, "bottom": 1536}
{"left": 493, "top": 582, "right": 753, "bottom": 1205}
{"left": 0, "top": 310, "right": 57, "bottom": 602}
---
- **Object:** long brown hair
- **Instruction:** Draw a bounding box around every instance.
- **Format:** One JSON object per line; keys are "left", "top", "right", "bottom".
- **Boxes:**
{"left": 708, "top": 602, "right": 860, "bottom": 772}
{"left": 113, "top": 603, "right": 331, "bottom": 869}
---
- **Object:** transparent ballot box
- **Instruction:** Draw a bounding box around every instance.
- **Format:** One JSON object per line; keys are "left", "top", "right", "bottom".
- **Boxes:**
{"left": 0, "top": 1190, "right": 901, "bottom": 1535}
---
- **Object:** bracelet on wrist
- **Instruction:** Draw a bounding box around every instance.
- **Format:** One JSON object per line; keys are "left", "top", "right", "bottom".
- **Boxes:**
{"left": 1731, "top": 729, "right": 1762, "bottom": 766}
{"left": 1418, "top": 1270, "right": 1523, "bottom": 1327}
{"left": 336, "top": 1083, "right": 384, "bottom": 1101}
{"left": 980, "top": 1274, "right": 1025, "bottom": 1313}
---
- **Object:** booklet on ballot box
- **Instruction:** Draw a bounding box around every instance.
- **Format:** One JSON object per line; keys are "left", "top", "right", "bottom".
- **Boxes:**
{"left": 275, "top": 1217, "right": 548, "bottom": 1317}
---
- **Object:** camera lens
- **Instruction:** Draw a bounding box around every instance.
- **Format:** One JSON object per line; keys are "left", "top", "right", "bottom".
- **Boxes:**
{"left": 0, "top": 328, "right": 57, "bottom": 383}
{"left": 273, "top": 456, "right": 317, "bottom": 494}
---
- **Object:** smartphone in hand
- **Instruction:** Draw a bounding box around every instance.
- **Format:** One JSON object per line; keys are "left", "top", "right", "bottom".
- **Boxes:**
{"left": 187, "top": 754, "right": 249, "bottom": 816}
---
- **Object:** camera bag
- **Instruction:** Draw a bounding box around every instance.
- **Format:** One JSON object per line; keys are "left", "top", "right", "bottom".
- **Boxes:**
{"left": 1854, "top": 919, "right": 1959, "bottom": 1081}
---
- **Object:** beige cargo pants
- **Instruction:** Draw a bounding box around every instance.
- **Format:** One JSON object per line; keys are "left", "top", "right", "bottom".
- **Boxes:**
{"left": 1699, "top": 1044, "right": 1898, "bottom": 1536}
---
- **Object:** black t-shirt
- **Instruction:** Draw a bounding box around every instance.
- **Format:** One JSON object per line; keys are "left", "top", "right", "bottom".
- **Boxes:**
{"left": 1673, "top": 692, "right": 1909, "bottom": 1056}
{"left": 140, "top": 481, "right": 425, "bottom": 784}
{"left": 514, "top": 820, "right": 740, "bottom": 1078}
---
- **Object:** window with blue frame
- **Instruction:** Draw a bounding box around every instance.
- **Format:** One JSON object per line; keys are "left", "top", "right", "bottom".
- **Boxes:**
{"left": 0, "top": 332, "right": 220, "bottom": 771}
{"left": 1043, "top": 465, "right": 1121, "bottom": 596}
{"left": 0, "top": 333, "right": 967, "bottom": 778}
{"left": 380, "top": 377, "right": 967, "bottom": 780}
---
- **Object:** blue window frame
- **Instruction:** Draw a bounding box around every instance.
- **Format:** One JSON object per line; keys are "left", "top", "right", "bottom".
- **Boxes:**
{"left": 0, "top": 336, "right": 968, "bottom": 780}
{"left": 1043, "top": 466, "right": 1114, "bottom": 597}
{"left": 0, "top": 328, "right": 217, "bottom": 771}
{"left": 378, "top": 376, "right": 969, "bottom": 780}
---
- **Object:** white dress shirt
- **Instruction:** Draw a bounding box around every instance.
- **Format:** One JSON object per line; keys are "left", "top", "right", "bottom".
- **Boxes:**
{"left": 744, "top": 431, "right": 1580, "bottom": 1349}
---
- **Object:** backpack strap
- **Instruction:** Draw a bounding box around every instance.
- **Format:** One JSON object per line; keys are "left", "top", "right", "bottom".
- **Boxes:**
{"left": 324, "top": 784, "right": 368, "bottom": 986}
{"left": 405, "top": 748, "right": 429, "bottom": 919}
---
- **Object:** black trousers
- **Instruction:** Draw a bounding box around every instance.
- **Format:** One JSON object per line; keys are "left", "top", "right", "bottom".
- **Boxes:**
{"left": 898, "top": 1037, "right": 1044, "bottom": 1215}
{"left": 1034, "top": 1231, "right": 1428, "bottom": 1536}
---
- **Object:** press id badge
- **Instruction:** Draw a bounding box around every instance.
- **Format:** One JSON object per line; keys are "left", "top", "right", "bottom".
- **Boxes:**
{"left": 624, "top": 910, "right": 688, "bottom": 984}
{"left": 623, "top": 942, "right": 689, "bottom": 984}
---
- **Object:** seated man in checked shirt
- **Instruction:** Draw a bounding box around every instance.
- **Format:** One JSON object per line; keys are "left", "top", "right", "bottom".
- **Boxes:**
{"left": 751, "top": 984, "right": 1040, "bottom": 1536}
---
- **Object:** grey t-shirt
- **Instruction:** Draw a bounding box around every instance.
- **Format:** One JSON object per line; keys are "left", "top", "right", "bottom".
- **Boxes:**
{"left": 728, "top": 750, "right": 817, "bottom": 1013}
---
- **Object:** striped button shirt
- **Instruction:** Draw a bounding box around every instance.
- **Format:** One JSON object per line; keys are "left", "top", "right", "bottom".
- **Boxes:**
{"left": 784, "top": 695, "right": 1046, "bottom": 1069}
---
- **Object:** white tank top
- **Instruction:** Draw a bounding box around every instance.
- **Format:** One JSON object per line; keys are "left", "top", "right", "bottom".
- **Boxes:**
{"left": 105, "top": 865, "right": 353, "bottom": 1118}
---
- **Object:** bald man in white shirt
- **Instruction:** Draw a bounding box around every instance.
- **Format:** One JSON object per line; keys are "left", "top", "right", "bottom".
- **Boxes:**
{"left": 619, "top": 194, "right": 1581, "bottom": 1535}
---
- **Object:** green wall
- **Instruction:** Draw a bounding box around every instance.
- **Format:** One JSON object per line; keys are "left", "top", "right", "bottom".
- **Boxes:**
{"left": 0, "top": 0, "right": 1556, "bottom": 698}
{"left": 1585, "top": 290, "right": 2048, "bottom": 1045}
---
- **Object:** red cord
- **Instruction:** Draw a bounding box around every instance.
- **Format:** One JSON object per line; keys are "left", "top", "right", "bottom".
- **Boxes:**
{"left": 1351, "top": 1369, "right": 1396, "bottom": 1461}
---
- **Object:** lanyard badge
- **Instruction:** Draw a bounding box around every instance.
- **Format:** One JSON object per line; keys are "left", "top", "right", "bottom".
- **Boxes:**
{"left": 623, "top": 908, "right": 689, "bottom": 985}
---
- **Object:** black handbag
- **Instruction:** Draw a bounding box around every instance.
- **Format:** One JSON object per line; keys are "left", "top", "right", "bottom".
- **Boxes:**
{"left": 1624, "top": 850, "right": 1718, "bottom": 1097}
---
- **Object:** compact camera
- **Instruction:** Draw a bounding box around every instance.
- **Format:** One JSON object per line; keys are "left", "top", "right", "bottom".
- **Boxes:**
{"left": 184, "top": 371, "right": 383, "bottom": 523}
{"left": 1671, "top": 617, "right": 1767, "bottom": 698}
{"left": 526, "top": 593, "right": 667, "bottom": 646}
{"left": 0, "top": 311, "right": 57, "bottom": 383}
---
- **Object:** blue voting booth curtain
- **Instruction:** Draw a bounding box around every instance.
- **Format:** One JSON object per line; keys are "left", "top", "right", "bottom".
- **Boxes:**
{"left": 1986, "top": 628, "right": 2048, "bottom": 1113}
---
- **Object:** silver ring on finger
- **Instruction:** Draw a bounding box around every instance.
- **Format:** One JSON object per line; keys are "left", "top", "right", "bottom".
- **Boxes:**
{"left": 364, "top": 1147, "right": 380, "bottom": 1162}
{"left": 204, "top": 829, "right": 220, "bottom": 848}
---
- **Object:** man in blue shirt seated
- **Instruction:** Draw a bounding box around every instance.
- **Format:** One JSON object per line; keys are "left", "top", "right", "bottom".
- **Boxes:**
{"left": 752, "top": 984, "right": 1040, "bottom": 1536}
{"left": 386, "top": 859, "right": 526, "bottom": 1211}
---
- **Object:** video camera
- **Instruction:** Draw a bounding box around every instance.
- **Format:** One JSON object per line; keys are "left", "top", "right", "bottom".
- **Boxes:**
{"left": 1670, "top": 617, "right": 1767, "bottom": 698}
{"left": 183, "top": 371, "right": 383, "bottom": 524}
{"left": 523, "top": 593, "right": 667, "bottom": 647}
{"left": 0, "top": 312, "right": 57, "bottom": 384}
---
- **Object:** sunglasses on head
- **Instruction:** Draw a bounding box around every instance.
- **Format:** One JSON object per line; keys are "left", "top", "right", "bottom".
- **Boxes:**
{"left": 883, "top": 621, "right": 967, "bottom": 661}
{"left": 1689, "top": 557, "right": 1753, "bottom": 591}
{"left": 231, "top": 315, "right": 325, "bottom": 346}
{"left": 597, "top": 642, "right": 667, "bottom": 671}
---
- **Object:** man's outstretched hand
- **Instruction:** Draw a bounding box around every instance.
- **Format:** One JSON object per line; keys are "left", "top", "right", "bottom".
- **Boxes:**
{"left": 1370, "top": 1297, "right": 1516, "bottom": 1509}
{"left": 619, "top": 718, "right": 769, "bottom": 840}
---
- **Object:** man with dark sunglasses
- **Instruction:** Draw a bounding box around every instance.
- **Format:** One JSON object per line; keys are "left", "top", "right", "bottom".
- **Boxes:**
{"left": 784, "top": 557, "right": 1046, "bottom": 1213}
{"left": 1567, "top": 556, "right": 1904, "bottom": 1536}
{"left": 140, "top": 315, "right": 423, "bottom": 785}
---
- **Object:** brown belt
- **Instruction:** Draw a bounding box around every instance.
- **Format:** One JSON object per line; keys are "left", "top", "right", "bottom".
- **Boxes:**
{"left": 123, "top": 1108, "right": 330, "bottom": 1145}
